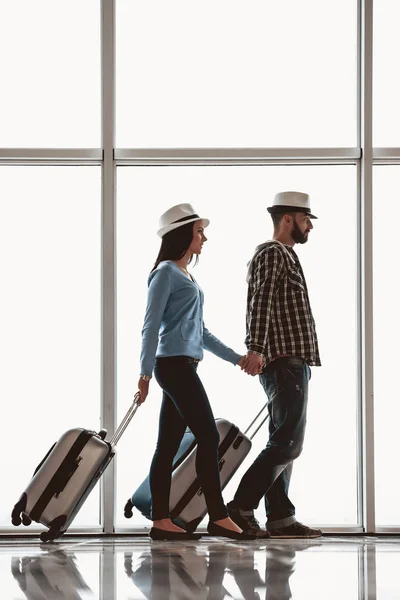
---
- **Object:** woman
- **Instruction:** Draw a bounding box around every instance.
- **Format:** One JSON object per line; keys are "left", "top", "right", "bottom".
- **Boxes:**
{"left": 137, "top": 203, "right": 255, "bottom": 541}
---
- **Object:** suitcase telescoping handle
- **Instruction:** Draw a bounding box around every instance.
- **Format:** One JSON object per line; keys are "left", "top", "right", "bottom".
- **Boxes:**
{"left": 243, "top": 402, "right": 268, "bottom": 441}
{"left": 110, "top": 392, "right": 140, "bottom": 446}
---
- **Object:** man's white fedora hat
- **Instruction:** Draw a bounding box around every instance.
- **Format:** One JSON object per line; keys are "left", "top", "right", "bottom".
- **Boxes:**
{"left": 267, "top": 191, "right": 317, "bottom": 219}
{"left": 157, "top": 203, "right": 210, "bottom": 238}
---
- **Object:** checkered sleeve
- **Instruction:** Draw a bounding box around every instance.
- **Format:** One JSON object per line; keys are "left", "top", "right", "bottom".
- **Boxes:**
{"left": 246, "top": 247, "right": 285, "bottom": 355}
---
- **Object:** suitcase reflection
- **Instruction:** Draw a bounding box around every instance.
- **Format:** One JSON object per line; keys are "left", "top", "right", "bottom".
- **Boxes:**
{"left": 124, "top": 543, "right": 300, "bottom": 600}
{"left": 11, "top": 549, "right": 95, "bottom": 600}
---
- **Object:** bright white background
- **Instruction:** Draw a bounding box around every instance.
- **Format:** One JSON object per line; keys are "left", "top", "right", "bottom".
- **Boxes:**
{"left": 0, "top": 0, "right": 101, "bottom": 147}
{"left": 115, "top": 165, "right": 358, "bottom": 528}
{"left": 373, "top": 0, "right": 400, "bottom": 146}
{"left": 0, "top": 0, "right": 398, "bottom": 535}
{"left": 116, "top": 0, "right": 357, "bottom": 147}
{"left": 373, "top": 166, "right": 400, "bottom": 526}
{"left": 0, "top": 167, "right": 101, "bottom": 527}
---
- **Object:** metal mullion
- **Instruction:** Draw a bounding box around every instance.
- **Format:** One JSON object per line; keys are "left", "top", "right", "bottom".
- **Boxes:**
{"left": 115, "top": 147, "right": 360, "bottom": 166}
{"left": 100, "top": 0, "right": 116, "bottom": 535}
{"left": 359, "top": 0, "right": 375, "bottom": 534}
{"left": 373, "top": 148, "right": 400, "bottom": 159}
{"left": 0, "top": 148, "right": 102, "bottom": 162}
{"left": 115, "top": 159, "right": 359, "bottom": 168}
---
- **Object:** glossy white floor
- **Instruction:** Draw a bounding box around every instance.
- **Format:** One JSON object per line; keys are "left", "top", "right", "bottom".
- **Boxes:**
{"left": 1, "top": 535, "right": 399, "bottom": 599}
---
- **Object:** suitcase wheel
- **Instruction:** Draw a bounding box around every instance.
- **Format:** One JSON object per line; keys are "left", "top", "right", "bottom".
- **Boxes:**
{"left": 40, "top": 515, "right": 68, "bottom": 543}
{"left": 40, "top": 528, "right": 61, "bottom": 543}
{"left": 22, "top": 514, "right": 32, "bottom": 526}
{"left": 11, "top": 514, "right": 21, "bottom": 526}
{"left": 11, "top": 494, "right": 28, "bottom": 527}
{"left": 124, "top": 499, "right": 134, "bottom": 519}
{"left": 40, "top": 531, "right": 52, "bottom": 542}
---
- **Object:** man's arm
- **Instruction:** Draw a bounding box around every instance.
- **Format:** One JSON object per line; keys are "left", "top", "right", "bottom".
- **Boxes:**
{"left": 245, "top": 246, "right": 284, "bottom": 373}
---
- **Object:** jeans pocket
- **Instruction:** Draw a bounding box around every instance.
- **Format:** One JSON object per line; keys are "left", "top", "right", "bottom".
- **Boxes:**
{"left": 286, "top": 357, "right": 305, "bottom": 369}
{"left": 260, "top": 371, "right": 281, "bottom": 400}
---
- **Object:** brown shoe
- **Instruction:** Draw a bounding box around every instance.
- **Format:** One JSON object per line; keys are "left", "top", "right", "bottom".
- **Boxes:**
{"left": 267, "top": 521, "right": 322, "bottom": 539}
{"left": 227, "top": 506, "right": 271, "bottom": 538}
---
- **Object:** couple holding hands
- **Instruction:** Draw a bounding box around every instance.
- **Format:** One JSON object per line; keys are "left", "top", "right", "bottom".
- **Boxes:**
{"left": 137, "top": 192, "right": 322, "bottom": 541}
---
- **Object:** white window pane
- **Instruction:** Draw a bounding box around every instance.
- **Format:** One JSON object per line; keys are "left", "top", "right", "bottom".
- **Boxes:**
{"left": 116, "top": 0, "right": 357, "bottom": 148}
{"left": 374, "top": 1, "right": 400, "bottom": 146}
{"left": 0, "top": 1, "right": 100, "bottom": 147}
{"left": 116, "top": 165, "right": 358, "bottom": 528}
{"left": 373, "top": 166, "right": 400, "bottom": 526}
{"left": 0, "top": 166, "right": 101, "bottom": 528}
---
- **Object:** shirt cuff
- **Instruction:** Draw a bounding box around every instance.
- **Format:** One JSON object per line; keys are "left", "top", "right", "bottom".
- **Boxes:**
{"left": 248, "top": 350, "right": 266, "bottom": 361}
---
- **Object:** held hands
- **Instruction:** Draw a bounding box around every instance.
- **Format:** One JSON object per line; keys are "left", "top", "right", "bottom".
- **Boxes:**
{"left": 137, "top": 378, "right": 150, "bottom": 405}
{"left": 238, "top": 353, "right": 264, "bottom": 376}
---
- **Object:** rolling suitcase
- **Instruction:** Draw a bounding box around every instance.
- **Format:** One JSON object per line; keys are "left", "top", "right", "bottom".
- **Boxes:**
{"left": 124, "top": 404, "right": 268, "bottom": 532}
{"left": 11, "top": 393, "right": 140, "bottom": 542}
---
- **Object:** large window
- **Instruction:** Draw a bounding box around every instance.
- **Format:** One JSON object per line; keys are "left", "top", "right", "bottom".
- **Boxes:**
{"left": 373, "top": 0, "right": 400, "bottom": 528}
{"left": 373, "top": 166, "right": 400, "bottom": 527}
{"left": 373, "top": 0, "right": 400, "bottom": 146}
{"left": 115, "top": 165, "right": 358, "bottom": 528}
{"left": 1, "top": 0, "right": 396, "bottom": 535}
{"left": 116, "top": 0, "right": 357, "bottom": 147}
{"left": 0, "top": 167, "right": 101, "bottom": 528}
{"left": 0, "top": 0, "right": 101, "bottom": 147}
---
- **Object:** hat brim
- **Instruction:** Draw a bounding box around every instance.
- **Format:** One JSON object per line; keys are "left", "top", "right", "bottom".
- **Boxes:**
{"left": 267, "top": 206, "right": 318, "bottom": 219}
{"left": 157, "top": 217, "right": 210, "bottom": 238}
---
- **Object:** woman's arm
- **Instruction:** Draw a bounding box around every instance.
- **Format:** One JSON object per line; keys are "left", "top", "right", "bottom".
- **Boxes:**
{"left": 139, "top": 268, "right": 171, "bottom": 377}
{"left": 202, "top": 324, "right": 243, "bottom": 365}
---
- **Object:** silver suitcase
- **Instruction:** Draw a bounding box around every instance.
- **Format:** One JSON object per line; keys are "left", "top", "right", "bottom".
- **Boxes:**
{"left": 12, "top": 394, "right": 140, "bottom": 542}
{"left": 125, "top": 405, "right": 268, "bottom": 532}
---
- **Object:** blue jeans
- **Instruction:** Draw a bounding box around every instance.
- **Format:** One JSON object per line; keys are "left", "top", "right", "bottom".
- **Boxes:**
{"left": 149, "top": 356, "right": 228, "bottom": 522}
{"left": 231, "top": 356, "right": 310, "bottom": 527}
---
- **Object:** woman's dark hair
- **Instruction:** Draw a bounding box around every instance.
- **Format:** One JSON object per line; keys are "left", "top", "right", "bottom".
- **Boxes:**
{"left": 151, "top": 222, "right": 199, "bottom": 272}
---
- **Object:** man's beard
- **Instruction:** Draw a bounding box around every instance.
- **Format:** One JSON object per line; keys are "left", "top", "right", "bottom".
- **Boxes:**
{"left": 291, "top": 220, "right": 309, "bottom": 244}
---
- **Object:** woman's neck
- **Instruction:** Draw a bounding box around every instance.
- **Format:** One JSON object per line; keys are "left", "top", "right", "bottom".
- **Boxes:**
{"left": 174, "top": 256, "right": 190, "bottom": 270}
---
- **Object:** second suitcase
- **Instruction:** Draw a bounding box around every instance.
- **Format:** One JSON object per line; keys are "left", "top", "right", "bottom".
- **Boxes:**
{"left": 124, "top": 407, "right": 267, "bottom": 532}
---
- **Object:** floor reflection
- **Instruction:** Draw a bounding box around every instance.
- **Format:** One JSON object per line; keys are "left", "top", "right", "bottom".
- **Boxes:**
{"left": 123, "top": 539, "right": 321, "bottom": 600}
{"left": 3, "top": 536, "right": 400, "bottom": 599}
{"left": 11, "top": 548, "right": 96, "bottom": 599}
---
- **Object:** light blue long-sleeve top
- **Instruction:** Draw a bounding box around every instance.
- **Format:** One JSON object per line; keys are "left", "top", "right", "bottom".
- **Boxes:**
{"left": 140, "top": 260, "right": 242, "bottom": 376}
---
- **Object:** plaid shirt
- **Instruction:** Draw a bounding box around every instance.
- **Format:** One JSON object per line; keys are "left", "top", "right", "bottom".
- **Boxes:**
{"left": 245, "top": 241, "right": 321, "bottom": 366}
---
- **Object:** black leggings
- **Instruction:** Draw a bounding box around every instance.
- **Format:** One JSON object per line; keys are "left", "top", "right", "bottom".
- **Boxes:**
{"left": 149, "top": 356, "right": 228, "bottom": 522}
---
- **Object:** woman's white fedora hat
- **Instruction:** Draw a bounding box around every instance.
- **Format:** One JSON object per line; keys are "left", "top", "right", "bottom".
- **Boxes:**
{"left": 157, "top": 203, "right": 210, "bottom": 238}
{"left": 267, "top": 191, "right": 317, "bottom": 219}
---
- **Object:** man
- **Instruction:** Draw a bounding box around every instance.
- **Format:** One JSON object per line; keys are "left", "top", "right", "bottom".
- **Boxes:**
{"left": 228, "top": 191, "right": 322, "bottom": 539}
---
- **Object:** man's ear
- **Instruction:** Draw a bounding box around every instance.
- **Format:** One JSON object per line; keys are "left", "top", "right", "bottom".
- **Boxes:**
{"left": 283, "top": 214, "right": 293, "bottom": 226}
